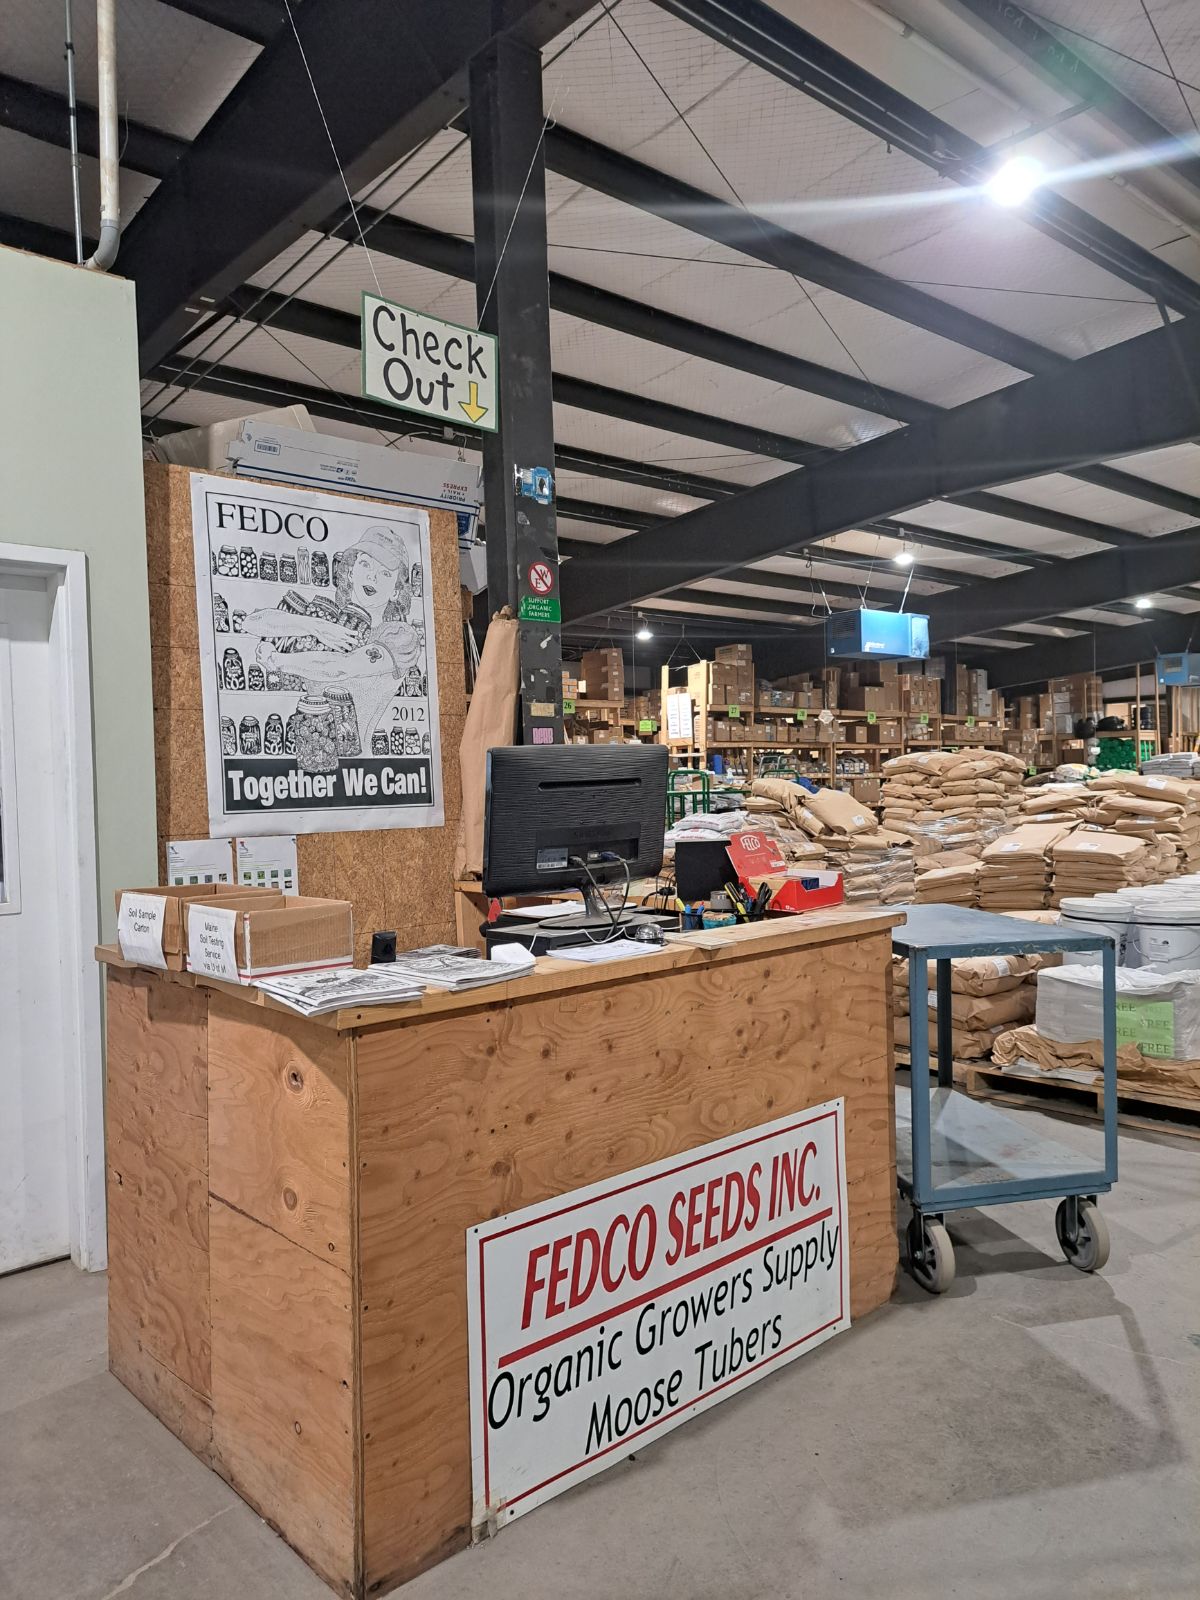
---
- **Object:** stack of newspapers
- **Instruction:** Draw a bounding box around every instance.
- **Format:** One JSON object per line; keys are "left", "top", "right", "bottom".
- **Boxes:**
{"left": 389, "top": 944, "right": 534, "bottom": 990}
{"left": 254, "top": 966, "right": 424, "bottom": 1016}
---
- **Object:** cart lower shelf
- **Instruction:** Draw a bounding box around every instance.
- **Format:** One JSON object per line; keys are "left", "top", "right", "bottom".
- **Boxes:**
{"left": 896, "top": 1085, "right": 1100, "bottom": 1195}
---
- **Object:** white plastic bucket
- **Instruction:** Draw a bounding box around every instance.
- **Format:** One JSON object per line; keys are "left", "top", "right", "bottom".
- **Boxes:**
{"left": 1059, "top": 897, "right": 1134, "bottom": 966}
{"left": 1127, "top": 899, "right": 1200, "bottom": 975}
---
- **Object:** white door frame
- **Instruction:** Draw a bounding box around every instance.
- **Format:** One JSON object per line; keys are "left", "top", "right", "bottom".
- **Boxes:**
{"left": 0, "top": 543, "right": 105, "bottom": 1270}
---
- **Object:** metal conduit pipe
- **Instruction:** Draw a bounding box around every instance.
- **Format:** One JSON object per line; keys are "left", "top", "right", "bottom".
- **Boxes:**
{"left": 85, "top": 0, "right": 118, "bottom": 271}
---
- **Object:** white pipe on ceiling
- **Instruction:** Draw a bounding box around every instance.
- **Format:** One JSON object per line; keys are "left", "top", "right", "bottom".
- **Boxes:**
{"left": 85, "top": 0, "right": 119, "bottom": 271}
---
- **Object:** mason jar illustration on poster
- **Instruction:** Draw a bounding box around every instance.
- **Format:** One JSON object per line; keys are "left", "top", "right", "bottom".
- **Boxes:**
{"left": 190, "top": 475, "right": 444, "bottom": 836}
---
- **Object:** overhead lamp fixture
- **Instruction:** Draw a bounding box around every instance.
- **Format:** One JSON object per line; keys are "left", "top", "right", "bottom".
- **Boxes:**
{"left": 983, "top": 154, "right": 1045, "bottom": 208}
{"left": 1133, "top": 596, "right": 1153, "bottom": 610}
{"left": 893, "top": 547, "right": 915, "bottom": 567}
{"left": 635, "top": 615, "right": 653, "bottom": 640}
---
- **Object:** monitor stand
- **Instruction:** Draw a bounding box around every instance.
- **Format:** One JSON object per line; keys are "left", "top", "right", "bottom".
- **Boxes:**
{"left": 549, "top": 880, "right": 635, "bottom": 934}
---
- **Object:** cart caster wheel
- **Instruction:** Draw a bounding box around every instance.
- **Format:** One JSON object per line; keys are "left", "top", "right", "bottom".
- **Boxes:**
{"left": 906, "top": 1216, "right": 956, "bottom": 1294}
{"left": 1056, "top": 1199, "right": 1110, "bottom": 1272}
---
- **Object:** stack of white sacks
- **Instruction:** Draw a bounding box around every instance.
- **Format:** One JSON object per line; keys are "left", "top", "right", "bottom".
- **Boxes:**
{"left": 881, "top": 749, "right": 1024, "bottom": 906}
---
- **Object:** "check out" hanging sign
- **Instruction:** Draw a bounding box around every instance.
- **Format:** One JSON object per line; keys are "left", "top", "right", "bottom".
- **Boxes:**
{"left": 361, "top": 293, "right": 498, "bottom": 433}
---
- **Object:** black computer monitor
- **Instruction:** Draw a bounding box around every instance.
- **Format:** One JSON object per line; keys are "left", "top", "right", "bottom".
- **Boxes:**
{"left": 483, "top": 744, "right": 668, "bottom": 916}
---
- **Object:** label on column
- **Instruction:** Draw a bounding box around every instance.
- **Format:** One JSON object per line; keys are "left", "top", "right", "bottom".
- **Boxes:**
{"left": 518, "top": 595, "right": 561, "bottom": 621}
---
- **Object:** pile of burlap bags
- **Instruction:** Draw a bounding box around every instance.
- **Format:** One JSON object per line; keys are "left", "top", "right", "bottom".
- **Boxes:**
{"left": 752, "top": 779, "right": 913, "bottom": 904}
{"left": 978, "top": 820, "right": 1078, "bottom": 910}
{"left": 1082, "top": 773, "right": 1200, "bottom": 875}
{"left": 894, "top": 948, "right": 1059, "bottom": 1061}
{"left": 880, "top": 750, "right": 1024, "bottom": 903}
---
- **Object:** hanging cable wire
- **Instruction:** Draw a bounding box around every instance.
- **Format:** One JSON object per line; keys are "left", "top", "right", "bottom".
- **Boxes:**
{"left": 1136, "top": 0, "right": 1200, "bottom": 134}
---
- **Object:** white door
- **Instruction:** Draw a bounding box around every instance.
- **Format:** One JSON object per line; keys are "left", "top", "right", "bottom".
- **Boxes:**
{"left": 0, "top": 572, "right": 69, "bottom": 1273}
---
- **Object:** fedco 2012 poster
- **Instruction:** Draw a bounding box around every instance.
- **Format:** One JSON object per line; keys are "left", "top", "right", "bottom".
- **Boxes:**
{"left": 190, "top": 474, "right": 443, "bottom": 837}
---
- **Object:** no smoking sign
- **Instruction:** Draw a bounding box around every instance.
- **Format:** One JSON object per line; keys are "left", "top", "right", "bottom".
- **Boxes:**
{"left": 528, "top": 560, "right": 555, "bottom": 596}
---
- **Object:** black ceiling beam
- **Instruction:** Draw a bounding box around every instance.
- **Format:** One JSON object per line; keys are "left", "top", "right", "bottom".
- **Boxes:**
{"left": 554, "top": 445, "right": 739, "bottom": 500}
{"left": 219, "top": 282, "right": 826, "bottom": 462}
{"left": 1071, "top": 462, "right": 1200, "bottom": 522}
{"left": 560, "top": 312, "right": 1200, "bottom": 620}
{"left": 340, "top": 207, "right": 935, "bottom": 426}
{"left": 872, "top": 518, "right": 1050, "bottom": 566}
{"left": 147, "top": 356, "right": 488, "bottom": 451}
{"left": 154, "top": 0, "right": 286, "bottom": 45}
{"left": 660, "top": 588, "right": 825, "bottom": 621}
{"left": 705, "top": 566, "right": 943, "bottom": 605}
{"left": 544, "top": 124, "right": 1062, "bottom": 376}
{"left": 953, "top": 0, "right": 1200, "bottom": 203}
{"left": 0, "top": 212, "right": 86, "bottom": 261}
{"left": 123, "top": 0, "right": 597, "bottom": 370}
{"left": 945, "top": 490, "right": 1144, "bottom": 549}
{"left": 981, "top": 613, "right": 1199, "bottom": 688}
{"left": 0, "top": 73, "right": 186, "bottom": 179}
{"left": 927, "top": 524, "right": 1200, "bottom": 644}
{"left": 557, "top": 498, "right": 657, "bottom": 533}
{"left": 655, "top": 0, "right": 1200, "bottom": 315}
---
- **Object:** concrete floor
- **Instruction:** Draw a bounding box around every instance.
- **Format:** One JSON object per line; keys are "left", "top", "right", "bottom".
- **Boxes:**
{"left": 1, "top": 1108, "right": 1197, "bottom": 1600}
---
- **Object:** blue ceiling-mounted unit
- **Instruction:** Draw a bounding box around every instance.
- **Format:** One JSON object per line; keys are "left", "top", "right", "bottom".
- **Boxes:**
{"left": 1157, "top": 652, "right": 1200, "bottom": 686}
{"left": 827, "top": 608, "right": 930, "bottom": 660}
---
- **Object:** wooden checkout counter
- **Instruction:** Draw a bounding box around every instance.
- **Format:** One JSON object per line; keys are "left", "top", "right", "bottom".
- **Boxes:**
{"left": 99, "top": 908, "right": 901, "bottom": 1598}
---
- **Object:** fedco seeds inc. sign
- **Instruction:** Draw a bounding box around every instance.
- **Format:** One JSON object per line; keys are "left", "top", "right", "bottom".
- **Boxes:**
{"left": 467, "top": 1101, "right": 849, "bottom": 1528}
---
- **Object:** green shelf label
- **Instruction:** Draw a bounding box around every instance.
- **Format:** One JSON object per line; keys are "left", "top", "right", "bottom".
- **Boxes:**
{"left": 796, "top": 710, "right": 807, "bottom": 723}
{"left": 966, "top": 715, "right": 976, "bottom": 728}
{"left": 562, "top": 698, "right": 575, "bottom": 715}
{"left": 638, "top": 718, "right": 656, "bottom": 733}
{"left": 866, "top": 711, "right": 877, "bottom": 725}
{"left": 919, "top": 713, "right": 929, "bottom": 725}
{"left": 728, "top": 704, "right": 741, "bottom": 718}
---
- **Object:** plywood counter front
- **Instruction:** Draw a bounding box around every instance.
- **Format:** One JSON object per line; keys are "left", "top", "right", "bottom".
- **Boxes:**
{"left": 99, "top": 908, "right": 902, "bottom": 1597}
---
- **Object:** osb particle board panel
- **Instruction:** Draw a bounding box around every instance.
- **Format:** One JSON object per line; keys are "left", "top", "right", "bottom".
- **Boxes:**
{"left": 144, "top": 462, "right": 467, "bottom": 959}
{"left": 105, "top": 967, "right": 211, "bottom": 1405}
{"left": 207, "top": 993, "right": 353, "bottom": 1268}
{"left": 209, "top": 1199, "right": 358, "bottom": 1599}
{"left": 352, "top": 929, "right": 897, "bottom": 1593}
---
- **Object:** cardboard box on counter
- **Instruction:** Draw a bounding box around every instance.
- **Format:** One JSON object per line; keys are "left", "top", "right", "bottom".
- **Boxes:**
{"left": 115, "top": 884, "right": 281, "bottom": 970}
{"left": 186, "top": 894, "right": 355, "bottom": 980}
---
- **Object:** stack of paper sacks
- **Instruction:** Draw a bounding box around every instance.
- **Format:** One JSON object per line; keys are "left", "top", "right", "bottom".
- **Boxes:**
{"left": 912, "top": 850, "right": 981, "bottom": 906}
{"left": 1050, "top": 829, "right": 1161, "bottom": 902}
{"left": 1018, "top": 783, "right": 1092, "bottom": 825}
{"left": 880, "top": 749, "right": 1025, "bottom": 894}
{"left": 978, "top": 820, "right": 1078, "bottom": 910}
{"left": 1084, "top": 772, "right": 1200, "bottom": 875}
{"left": 782, "top": 782, "right": 914, "bottom": 905}
{"left": 894, "top": 949, "right": 1057, "bottom": 1061}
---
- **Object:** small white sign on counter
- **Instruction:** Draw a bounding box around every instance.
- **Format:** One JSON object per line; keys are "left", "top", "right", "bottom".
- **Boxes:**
{"left": 467, "top": 1099, "right": 849, "bottom": 1531}
{"left": 117, "top": 893, "right": 169, "bottom": 969}
{"left": 187, "top": 902, "right": 241, "bottom": 983}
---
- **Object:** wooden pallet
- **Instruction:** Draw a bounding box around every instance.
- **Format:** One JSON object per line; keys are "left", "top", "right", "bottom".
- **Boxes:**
{"left": 894, "top": 1049, "right": 1200, "bottom": 1139}
{"left": 963, "top": 1062, "right": 1200, "bottom": 1140}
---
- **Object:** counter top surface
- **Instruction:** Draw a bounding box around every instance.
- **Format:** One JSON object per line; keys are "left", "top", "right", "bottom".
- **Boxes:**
{"left": 97, "top": 905, "right": 904, "bottom": 1032}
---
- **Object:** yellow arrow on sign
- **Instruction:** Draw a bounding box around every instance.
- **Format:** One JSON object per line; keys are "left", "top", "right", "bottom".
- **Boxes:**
{"left": 459, "top": 381, "right": 489, "bottom": 424}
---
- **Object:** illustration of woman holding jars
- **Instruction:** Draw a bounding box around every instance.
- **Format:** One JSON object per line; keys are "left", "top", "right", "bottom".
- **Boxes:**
{"left": 240, "top": 525, "right": 422, "bottom": 767}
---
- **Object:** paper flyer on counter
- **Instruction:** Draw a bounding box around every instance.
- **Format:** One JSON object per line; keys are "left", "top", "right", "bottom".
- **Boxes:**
{"left": 190, "top": 474, "right": 444, "bottom": 837}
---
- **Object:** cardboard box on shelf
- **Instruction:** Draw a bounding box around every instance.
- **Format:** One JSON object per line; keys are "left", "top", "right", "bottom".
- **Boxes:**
{"left": 841, "top": 685, "right": 886, "bottom": 712}
{"left": 814, "top": 719, "right": 845, "bottom": 743}
{"left": 905, "top": 718, "right": 936, "bottom": 742}
{"left": 714, "top": 643, "right": 753, "bottom": 666}
{"left": 581, "top": 649, "right": 624, "bottom": 703}
{"left": 867, "top": 718, "right": 902, "bottom": 744}
{"left": 851, "top": 777, "right": 882, "bottom": 806}
{"left": 687, "top": 661, "right": 713, "bottom": 704}
{"left": 821, "top": 667, "right": 841, "bottom": 708}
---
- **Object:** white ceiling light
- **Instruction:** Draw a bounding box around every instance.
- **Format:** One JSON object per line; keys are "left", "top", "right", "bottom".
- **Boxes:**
{"left": 1133, "top": 596, "right": 1153, "bottom": 610}
{"left": 893, "top": 547, "right": 915, "bottom": 567}
{"left": 983, "top": 155, "right": 1045, "bottom": 208}
{"left": 636, "top": 616, "right": 653, "bottom": 640}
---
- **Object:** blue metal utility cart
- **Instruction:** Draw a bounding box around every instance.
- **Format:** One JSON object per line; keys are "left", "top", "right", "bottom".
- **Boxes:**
{"left": 893, "top": 904, "right": 1118, "bottom": 1293}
